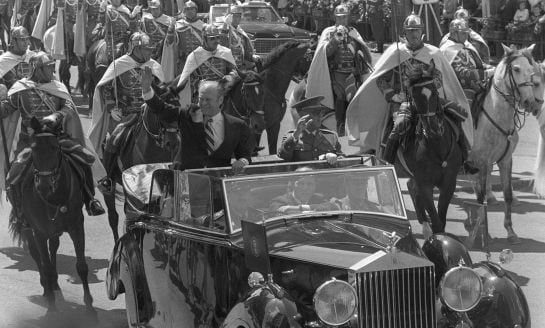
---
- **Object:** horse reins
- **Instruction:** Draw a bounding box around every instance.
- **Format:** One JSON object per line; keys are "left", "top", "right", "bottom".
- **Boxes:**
{"left": 484, "top": 55, "right": 536, "bottom": 164}
{"left": 229, "top": 80, "right": 265, "bottom": 121}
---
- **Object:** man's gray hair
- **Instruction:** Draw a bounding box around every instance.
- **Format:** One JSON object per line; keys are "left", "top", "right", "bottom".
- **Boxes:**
{"left": 198, "top": 80, "right": 225, "bottom": 96}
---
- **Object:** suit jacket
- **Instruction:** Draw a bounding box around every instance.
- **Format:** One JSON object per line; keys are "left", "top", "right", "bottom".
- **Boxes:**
{"left": 145, "top": 93, "right": 253, "bottom": 170}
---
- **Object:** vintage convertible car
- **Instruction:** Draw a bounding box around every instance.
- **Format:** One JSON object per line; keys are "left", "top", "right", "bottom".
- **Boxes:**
{"left": 106, "top": 157, "right": 530, "bottom": 328}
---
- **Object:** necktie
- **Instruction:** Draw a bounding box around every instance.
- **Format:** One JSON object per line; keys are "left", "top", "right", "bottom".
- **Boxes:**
{"left": 205, "top": 119, "right": 215, "bottom": 155}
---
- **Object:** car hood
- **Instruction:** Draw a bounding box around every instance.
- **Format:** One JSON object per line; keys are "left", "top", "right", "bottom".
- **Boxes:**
{"left": 236, "top": 216, "right": 426, "bottom": 271}
{"left": 239, "top": 23, "right": 312, "bottom": 39}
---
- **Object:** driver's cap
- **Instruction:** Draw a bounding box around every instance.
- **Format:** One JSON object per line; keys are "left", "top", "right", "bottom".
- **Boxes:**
{"left": 292, "top": 95, "right": 328, "bottom": 115}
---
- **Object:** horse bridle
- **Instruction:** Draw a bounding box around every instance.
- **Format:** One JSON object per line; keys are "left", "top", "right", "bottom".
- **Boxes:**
{"left": 142, "top": 105, "right": 179, "bottom": 149}
{"left": 485, "top": 54, "right": 539, "bottom": 164}
{"left": 33, "top": 132, "right": 62, "bottom": 193}
{"left": 229, "top": 80, "right": 265, "bottom": 121}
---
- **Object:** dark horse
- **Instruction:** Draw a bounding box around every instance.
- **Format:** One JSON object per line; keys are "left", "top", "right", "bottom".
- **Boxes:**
{"left": 8, "top": 117, "right": 96, "bottom": 316}
{"left": 101, "top": 81, "right": 181, "bottom": 242}
{"left": 222, "top": 69, "right": 266, "bottom": 152}
{"left": 255, "top": 40, "right": 315, "bottom": 154}
{"left": 400, "top": 67, "right": 463, "bottom": 237}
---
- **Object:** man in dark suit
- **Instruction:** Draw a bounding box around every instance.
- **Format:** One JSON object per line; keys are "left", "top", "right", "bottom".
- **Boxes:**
{"left": 142, "top": 67, "right": 253, "bottom": 171}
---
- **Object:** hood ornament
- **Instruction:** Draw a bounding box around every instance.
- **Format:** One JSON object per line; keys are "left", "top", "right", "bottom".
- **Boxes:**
{"left": 383, "top": 231, "right": 401, "bottom": 253}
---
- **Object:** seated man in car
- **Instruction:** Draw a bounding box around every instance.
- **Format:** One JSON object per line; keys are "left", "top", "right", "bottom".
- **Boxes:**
{"left": 329, "top": 175, "right": 380, "bottom": 211}
{"left": 269, "top": 167, "right": 338, "bottom": 214}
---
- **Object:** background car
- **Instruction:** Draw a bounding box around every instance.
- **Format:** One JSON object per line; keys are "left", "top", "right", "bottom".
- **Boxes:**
{"left": 107, "top": 158, "right": 530, "bottom": 328}
{"left": 208, "top": 1, "right": 315, "bottom": 56}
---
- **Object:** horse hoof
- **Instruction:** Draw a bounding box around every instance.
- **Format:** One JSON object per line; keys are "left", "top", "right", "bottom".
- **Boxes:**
{"left": 511, "top": 196, "right": 521, "bottom": 207}
{"left": 507, "top": 234, "right": 522, "bottom": 245}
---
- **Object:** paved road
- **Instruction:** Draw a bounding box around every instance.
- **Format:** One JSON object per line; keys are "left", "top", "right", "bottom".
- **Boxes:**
{"left": 1, "top": 64, "right": 544, "bottom": 327}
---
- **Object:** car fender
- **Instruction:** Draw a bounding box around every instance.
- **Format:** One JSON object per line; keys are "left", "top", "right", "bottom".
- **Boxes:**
{"left": 221, "top": 287, "right": 301, "bottom": 328}
{"left": 422, "top": 233, "right": 473, "bottom": 287}
{"left": 106, "top": 230, "right": 154, "bottom": 325}
{"left": 467, "top": 261, "right": 531, "bottom": 328}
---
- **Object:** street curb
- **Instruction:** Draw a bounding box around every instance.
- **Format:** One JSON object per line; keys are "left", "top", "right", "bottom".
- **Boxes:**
{"left": 456, "top": 176, "right": 534, "bottom": 193}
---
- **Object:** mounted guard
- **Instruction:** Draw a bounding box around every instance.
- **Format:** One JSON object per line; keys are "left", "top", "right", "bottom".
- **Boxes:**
{"left": 440, "top": 18, "right": 495, "bottom": 128}
{"left": 439, "top": 7, "right": 490, "bottom": 64}
{"left": 306, "top": 4, "right": 373, "bottom": 135}
{"left": 140, "top": 0, "right": 174, "bottom": 62}
{"left": 0, "top": 51, "right": 105, "bottom": 217}
{"left": 345, "top": 12, "right": 473, "bottom": 167}
{"left": 88, "top": 32, "right": 164, "bottom": 191}
{"left": 0, "top": 27, "right": 33, "bottom": 88}
{"left": 161, "top": 0, "right": 204, "bottom": 80}
{"left": 176, "top": 23, "right": 238, "bottom": 107}
{"left": 91, "top": 0, "right": 142, "bottom": 70}
{"left": 219, "top": 5, "right": 259, "bottom": 70}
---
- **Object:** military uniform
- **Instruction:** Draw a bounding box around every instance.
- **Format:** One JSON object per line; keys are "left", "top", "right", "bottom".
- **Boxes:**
{"left": 141, "top": 13, "right": 174, "bottom": 61}
{"left": 167, "top": 18, "right": 204, "bottom": 74}
{"left": 0, "top": 61, "right": 31, "bottom": 89}
{"left": 0, "top": 80, "right": 78, "bottom": 154}
{"left": 219, "top": 28, "right": 254, "bottom": 68}
{"left": 94, "top": 4, "right": 137, "bottom": 66}
{"left": 278, "top": 129, "right": 342, "bottom": 162}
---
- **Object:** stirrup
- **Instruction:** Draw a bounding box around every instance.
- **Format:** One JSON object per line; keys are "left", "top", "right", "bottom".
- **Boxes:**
{"left": 86, "top": 199, "right": 106, "bottom": 216}
{"left": 97, "top": 177, "right": 115, "bottom": 195}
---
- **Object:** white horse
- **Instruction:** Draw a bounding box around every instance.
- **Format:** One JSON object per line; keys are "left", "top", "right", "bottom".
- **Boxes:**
{"left": 532, "top": 102, "right": 545, "bottom": 197}
{"left": 469, "top": 44, "right": 545, "bottom": 244}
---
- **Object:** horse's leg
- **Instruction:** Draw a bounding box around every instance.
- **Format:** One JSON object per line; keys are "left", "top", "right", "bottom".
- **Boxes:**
{"left": 48, "top": 237, "right": 61, "bottom": 291}
{"left": 266, "top": 123, "right": 281, "bottom": 155}
{"left": 407, "top": 178, "right": 433, "bottom": 239}
{"left": 497, "top": 158, "right": 520, "bottom": 244}
{"left": 33, "top": 233, "right": 57, "bottom": 313}
{"left": 59, "top": 60, "right": 71, "bottom": 93}
{"left": 22, "top": 227, "right": 46, "bottom": 294}
{"left": 420, "top": 184, "right": 443, "bottom": 234}
{"left": 68, "top": 220, "right": 96, "bottom": 316}
{"left": 485, "top": 164, "right": 498, "bottom": 204}
{"left": 437, "top": 178, "right": 457, "bottom": 235}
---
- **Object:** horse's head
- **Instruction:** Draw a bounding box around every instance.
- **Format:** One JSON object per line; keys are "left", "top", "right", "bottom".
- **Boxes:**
{"left": 407, "top": 60, "right": 441, "bottom": 117}
{"left": 29, "top": 116, "right": 62, "bottom": 194}
{"left": 496, "top": 44, "right": 540, "bottom": 113}
{"left": 293, "top": 40, "right": 317, "bottom": 78}
{"left": 145, "top": 80, "right": 182, "bottom": 153}
{"left": 229, "top": 69, "right": 266, "bottom": 132}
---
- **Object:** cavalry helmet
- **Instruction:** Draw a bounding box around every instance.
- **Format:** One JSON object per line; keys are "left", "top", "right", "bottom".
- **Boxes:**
{"left": 453, "top": 7, "right": 470, "bottom": 20}
{"left": 449, "top": 18, "right": 470, "bottom": 33}
{"left": 184, "top": 0, "right": 197, "bottom": 10}
{"left": 334, "top": 4, "right": 349, "bottom": 16}
{"left": 127, "top": 31, "right": 153, "bottom": 54}
{"left": 202, "top": 24, "right": 221, "bottom": 38}
{"left": 230, "top": 5, "right": 243, "bottom": 15}
{"left": 9, "top": 26, "right": 30, "bottom": 48}
{"left": 403, "top": 12, "right": 424, "bottom": 30}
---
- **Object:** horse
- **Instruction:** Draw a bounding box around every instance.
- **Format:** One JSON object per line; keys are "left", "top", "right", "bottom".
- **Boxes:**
{"left": 222, "top": 69, "right": 266, "bottom": 153}
{"left": 468, "top": 44, "right": 544, "bottom": 244}
{"left": 256, "top": 40, "right": 315, "bottom": 154}
{"left": 100, "top": 81, "right": 181, "bottom": 242}
{"left": 7, "top": 117, "right": 96, "bottom": 316}
{"left": 398, "top": 63, "right": 463, "bottom": 237}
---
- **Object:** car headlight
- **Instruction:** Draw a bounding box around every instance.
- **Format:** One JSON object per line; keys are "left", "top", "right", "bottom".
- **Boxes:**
{"left": 313, "top": 278, "right": 357, "bottom": 326}
{"left": 440, "top": 266, "right": 482, "bottom": 312}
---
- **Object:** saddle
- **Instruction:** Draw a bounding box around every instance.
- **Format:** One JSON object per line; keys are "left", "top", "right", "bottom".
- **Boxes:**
{"left": 104, "top": 114, "right": 140, "bottom": 154}
{"left": 470, "top": 78, "right": 493, "bottom": 129}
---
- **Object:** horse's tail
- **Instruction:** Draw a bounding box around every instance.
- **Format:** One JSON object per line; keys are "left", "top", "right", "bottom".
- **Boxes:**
{"left": 8, "top": 208, "right": 25, "bottom": 247}
{"left": 534, "top": 133, "right": 545, "bottom": 198}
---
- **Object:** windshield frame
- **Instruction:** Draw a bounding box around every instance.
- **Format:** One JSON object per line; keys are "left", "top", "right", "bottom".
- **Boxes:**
{"left": 221, "top": 166, "right": 407, "bottom": 234}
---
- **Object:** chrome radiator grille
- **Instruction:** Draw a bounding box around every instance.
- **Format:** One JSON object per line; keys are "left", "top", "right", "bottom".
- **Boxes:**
{"left": 252, "top": 38, "right": 294, "bottom": 55}
{"left": 356, "top": 266, "right": 436, "bottom": 328}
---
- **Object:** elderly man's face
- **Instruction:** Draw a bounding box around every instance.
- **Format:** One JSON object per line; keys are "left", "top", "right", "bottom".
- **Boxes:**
{"left": 198, "top": 83, "right": 223, "bottom": 117}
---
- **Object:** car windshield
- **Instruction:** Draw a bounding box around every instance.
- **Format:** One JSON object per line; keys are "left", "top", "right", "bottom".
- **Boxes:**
{"left": 212, "top": 6, "right": 283, "bottom": 24}
{"left": 223, "top": 168, "right": 405, "bottom": 232}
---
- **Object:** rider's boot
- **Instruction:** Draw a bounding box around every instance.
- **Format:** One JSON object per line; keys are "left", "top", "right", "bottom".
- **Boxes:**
{"left": 334, "top": 97, "right": 346, "bottom": 136}
{"left": 82, "top": 165, "right": 105, "bottom": 216}
{"left": 459, "top": 135, "right": 479, "bottom": 175}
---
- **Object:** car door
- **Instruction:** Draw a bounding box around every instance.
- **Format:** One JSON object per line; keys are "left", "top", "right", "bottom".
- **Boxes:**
{"left": 167, "top": 173, "right": 236, "bottom": 327}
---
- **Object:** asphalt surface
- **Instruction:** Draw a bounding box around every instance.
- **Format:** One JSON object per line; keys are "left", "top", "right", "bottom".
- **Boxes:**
{"left": 0, "top": 61, "right": 544, "bottom": 327}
